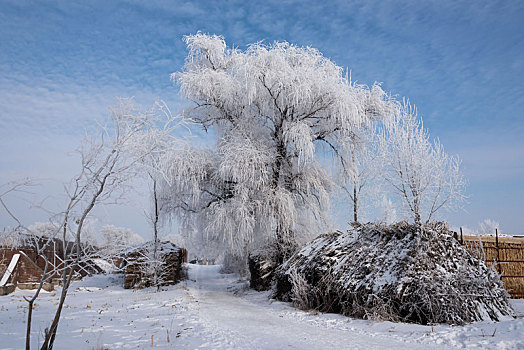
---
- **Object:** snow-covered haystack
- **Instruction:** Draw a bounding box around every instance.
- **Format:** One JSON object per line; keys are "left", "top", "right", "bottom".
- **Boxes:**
{"left": 272, "top": 222, "right": 515, "bottom": 325}
{"left": 122, "top": 241, "right": 185, "bottom": 289}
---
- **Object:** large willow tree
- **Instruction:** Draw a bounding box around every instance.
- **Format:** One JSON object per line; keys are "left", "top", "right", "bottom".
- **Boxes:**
{"left": 162, "top": 33, "right": 397, "bottom": 261}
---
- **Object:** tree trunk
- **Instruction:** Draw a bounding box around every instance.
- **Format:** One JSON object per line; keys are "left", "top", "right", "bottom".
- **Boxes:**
{"left": 414, "top": 212, "right": 421, "bottom": 225}
{"left": 351, "top": 148, "right": 358, "bottom": 223}
{"left": 26, "top": 300, "right": 34, "bottom": 350}
{"left": 152, "top": 177, "right": 160, "bottom": 290}
{"left": 272, "top": 126, "right": 295, "bottom": 262}
{"left": 23, "top": 254, "right": 49, "bottom": 350}
{"left": 353, "top": 184, "right": 358, "bottom": 223}
{"left": 41, "top": 268, "right": 73, "bottom": 350}
{"left": 42, "top": 167, "right": 111, "bottom": 349}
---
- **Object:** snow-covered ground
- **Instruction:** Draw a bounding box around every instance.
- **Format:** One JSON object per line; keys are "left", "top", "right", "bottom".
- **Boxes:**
{"left": 0, "top": 265, "right": 523, "bottom": 349}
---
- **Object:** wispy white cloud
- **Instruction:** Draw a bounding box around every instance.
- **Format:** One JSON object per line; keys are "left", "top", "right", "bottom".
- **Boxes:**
{"left": 0, "top": 0, "right": 523, "bottom": 234}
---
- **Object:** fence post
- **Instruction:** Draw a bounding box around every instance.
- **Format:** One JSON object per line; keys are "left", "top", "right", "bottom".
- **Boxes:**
{"left": 495, "top": 228, "right": 501, "bottom": 274}
{"left": 459, "top": 227, "right": 463, "bottom": 244}
{"left": 495, "top": 228, "right": 502, "bottom": 276}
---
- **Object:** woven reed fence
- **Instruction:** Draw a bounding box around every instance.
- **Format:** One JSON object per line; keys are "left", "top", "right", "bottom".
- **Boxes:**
{"left": 457, "top": 230, "right": 524, "bottom": 298}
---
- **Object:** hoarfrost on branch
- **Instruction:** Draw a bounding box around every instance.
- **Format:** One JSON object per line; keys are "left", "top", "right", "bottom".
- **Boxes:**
{"left": 161, "top": 33, "right": 398, "bottom": 259}
{"left": 378, "top": 101, "right": 466, "bottom": 224}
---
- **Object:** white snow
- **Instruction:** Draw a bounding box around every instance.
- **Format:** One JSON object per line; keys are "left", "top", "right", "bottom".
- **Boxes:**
{"left": 91, "top": 258, "right": 117, "bottom": 274}
{"left": 0, "top": 265, "right": 522, "bottom": 349}
{"left": 0, "top": 253, "right": 19, "bottom": 286}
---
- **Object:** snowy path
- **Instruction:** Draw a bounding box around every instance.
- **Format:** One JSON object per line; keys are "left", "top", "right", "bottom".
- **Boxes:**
{"left": 184, "top": 265, "right": 443, "bottom": 350}
{"left": 0, "top": 265, "right": 523, "bottom": 349}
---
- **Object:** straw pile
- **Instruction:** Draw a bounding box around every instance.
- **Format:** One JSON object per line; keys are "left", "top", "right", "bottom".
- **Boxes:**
{"left": 123, "top": 241, "right": 184, "bottom": 289}
{"left": 273, "top": 222, "right": 515, "bottom": 325}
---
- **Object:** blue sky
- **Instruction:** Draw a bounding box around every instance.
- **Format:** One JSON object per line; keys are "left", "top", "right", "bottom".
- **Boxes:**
{"left": 1, "top": 0, "right": 523, "bottom": 236}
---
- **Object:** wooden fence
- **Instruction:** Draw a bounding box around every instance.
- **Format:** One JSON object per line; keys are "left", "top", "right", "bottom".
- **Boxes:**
{"left": 457, "top": 229, "right": 524, "bottom": 298}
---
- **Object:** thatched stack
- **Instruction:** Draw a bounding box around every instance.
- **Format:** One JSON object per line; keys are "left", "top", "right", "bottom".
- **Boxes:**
{"left": 272, "top": 222, "right": 515, "bottom": 325}
{"left": 122, "top": 241, "right": 184, "bottom": 289}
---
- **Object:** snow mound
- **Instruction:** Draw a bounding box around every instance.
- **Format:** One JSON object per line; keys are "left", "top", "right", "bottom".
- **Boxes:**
{"left": 273, "top": 222, "right": 515, "bottom": 325}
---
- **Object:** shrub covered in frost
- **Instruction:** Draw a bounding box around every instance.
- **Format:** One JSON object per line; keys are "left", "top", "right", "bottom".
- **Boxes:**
{"left": 272, "top": 222, "right": 514, "bottom": 325}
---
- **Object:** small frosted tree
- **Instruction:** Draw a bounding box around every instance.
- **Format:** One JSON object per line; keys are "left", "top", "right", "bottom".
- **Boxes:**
{"left": 377, "top": 195, "right": 397, "bottom": 225}
{"left": 478, "top": 219, "right": 501, "bottom": 235}
{"left": 40, "top": 99, "right": 173, "bottom": 349}
{"left": 27, "top": 222, "right": 60, "bottom": 238}
{"left": 0, "top": 98, "right": 187, "bottom": 350}
{"left": 379, "top": 101, "right": 466, "bottom": 224}
{"left": 342, "top": 125, "right": 384, "bottom": 223}
{"left": 162, "top": 33, "right": 398, "bottom": 261}
{"left": 28, "top": 218, "right": 97, "bottom": 245}
{"left": 125, "top": 100, "right": 188, "bottom": 288}
{"left": 100, "top": 224, "right": 144, "bottom": 255}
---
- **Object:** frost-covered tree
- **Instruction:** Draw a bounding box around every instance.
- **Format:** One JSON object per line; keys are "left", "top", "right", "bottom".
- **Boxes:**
{"left": 0, "top": 99, "right": 187, "bottom": 350}
{"left": 379, "top": 101, "right": 466, "bottom": 224}
{"left": 478, "top": 219, "right": 501, "bottom": 235}
{"left": 100, "top": 224, "right": 144, "bottom": 255}
{"left": 343, "top": 125, "right": 384, "bottom": 223}
{"left": 27, "top": 222, "right": 60, "bottom": 238}
{"left": 163, "top": 33, "right": 397, "bottom": 261}
{"left": 27, "top": 218, "right": 97, "bottom": 245}
{"left": 79, "top": 217, "right": 98, "bottom": 247}
{"left": 377, "top": 195, "right": 397, "bottom": 225}
{"left": 39, "top": 98, "right": 187, "bottom": 349}
{"left": 125, "top": 100, "right": 188, "bottom": 288}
